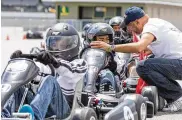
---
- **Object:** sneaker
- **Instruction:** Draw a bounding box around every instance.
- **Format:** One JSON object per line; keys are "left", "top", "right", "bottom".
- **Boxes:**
{"left": 19, "top": 104, "right": 34, "bottom": 120}
{"left": 162, "top": 96, "right": 182, "bottom": 112}
{"left": 99, "top": 82, "right": 115, "bottom": 93}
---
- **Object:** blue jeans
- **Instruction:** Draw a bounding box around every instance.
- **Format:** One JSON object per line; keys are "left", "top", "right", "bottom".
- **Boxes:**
{"left": 2, "top": 85, "right": 34, "bottom": 118}
{"left": 30, "top": 76, "right": 70, "bottom": 120}
{"left": 84, "top": 69, "right": 119, "bottom": 92}
{"left": 2, "top": 76, "right": 70, "bottom": 120}
{"left": 136, "top": 58, "right": 182, "bottom": 103}
{"left": 99, "top": 69, "right": 119, "bottom": 91}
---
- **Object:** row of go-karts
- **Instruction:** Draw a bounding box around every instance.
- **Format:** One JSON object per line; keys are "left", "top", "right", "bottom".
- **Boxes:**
{"left": 1, "top": 44, "right": 166, "bottom": 120}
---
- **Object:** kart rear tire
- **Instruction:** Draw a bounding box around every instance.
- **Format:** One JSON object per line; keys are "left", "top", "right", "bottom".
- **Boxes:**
{"left": 80, "top": 107, "right": 97, "bottom": 120}
{"left": 141, "top": 86, "right": 158, "bottom": 114}
{"left": 122, "top": 94, "right": 147, "bottom": 120}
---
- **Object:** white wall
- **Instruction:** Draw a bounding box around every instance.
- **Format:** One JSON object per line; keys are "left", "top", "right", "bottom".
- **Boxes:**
{"left": 146, "top": 4, "right": 182, "bottom": 30}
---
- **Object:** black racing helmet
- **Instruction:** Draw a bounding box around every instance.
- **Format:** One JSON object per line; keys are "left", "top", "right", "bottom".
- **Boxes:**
{"left": 45, "top": 23, "right": 80, "bottom": 61}
{"left": 82, "top": 23, "right": 93, "bottom": 40}
{"left": 87, "top": 23, "right": 114, "bottom": 43}
{"left": 109, "top": 16, "right": 124, "bottom": 27}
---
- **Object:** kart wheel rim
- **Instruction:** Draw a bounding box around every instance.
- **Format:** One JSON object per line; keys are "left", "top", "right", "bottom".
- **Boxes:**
{"left": 140, "top": 103, "right": 147, "bottom": 120}
{"left": 90, "top": 116, "right": 96, "bottom": 120}
{"left": 156, "top": 94, "right": 159, "bottom": 110}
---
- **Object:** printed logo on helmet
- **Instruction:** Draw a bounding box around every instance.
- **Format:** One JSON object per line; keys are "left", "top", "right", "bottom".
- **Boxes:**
{"left": 63, "top": 25, "right": 68, "bottom": 30}
{"left": 52, "top": 32, "right": 60, "bottom": 35}
{"left": 101, "top": 28, "right": 107, "bottom": 32}
{"left": 88, "top": 33, "right": 94, "bottom": 40}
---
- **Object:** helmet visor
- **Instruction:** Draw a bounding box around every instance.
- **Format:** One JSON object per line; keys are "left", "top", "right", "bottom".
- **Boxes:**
{"left": 46, "top": 35, "right": 79, "bottom": 52}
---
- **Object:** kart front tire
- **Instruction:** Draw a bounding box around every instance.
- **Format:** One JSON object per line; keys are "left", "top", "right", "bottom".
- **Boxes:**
{"left": 122, "top": 94, "right": 147, "bottom": 120}
{"left": 80, "top": 107, "right": 97, "bottom": 120}
{"left": 141, "top": 86, "right": 158, "bottom": 114}
{"left": 73, "top": 107, "right": 97, "bottom": 120}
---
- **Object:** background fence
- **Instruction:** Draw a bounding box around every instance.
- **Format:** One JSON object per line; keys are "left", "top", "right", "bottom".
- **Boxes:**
{"left": 2, "top": 18, "right": 105, "bottom": 32}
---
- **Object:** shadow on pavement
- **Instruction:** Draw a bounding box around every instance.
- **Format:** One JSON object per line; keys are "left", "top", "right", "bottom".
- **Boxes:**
{"left": 155, "top": 110, "right": 182, "bottom": 116}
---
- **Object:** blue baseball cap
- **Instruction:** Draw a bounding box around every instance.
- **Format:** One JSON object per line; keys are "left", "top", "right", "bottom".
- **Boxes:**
{"left": 120, "top": 6, "right": 145, "bottom": 28}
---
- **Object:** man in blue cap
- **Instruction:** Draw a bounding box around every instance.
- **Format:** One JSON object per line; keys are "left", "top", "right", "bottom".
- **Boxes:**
{"left": 90, "top": 6, "right": 182, "bottom": 112}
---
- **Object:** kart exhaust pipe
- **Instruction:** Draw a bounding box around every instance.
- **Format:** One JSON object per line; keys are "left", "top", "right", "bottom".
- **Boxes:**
{"left": 98, "top": 107, "right": 113, "bottom": 113}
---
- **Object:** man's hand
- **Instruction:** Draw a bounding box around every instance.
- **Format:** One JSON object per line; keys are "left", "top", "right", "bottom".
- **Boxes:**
{"left": 90, "top": 32, "right": 155, "bottom": 53}
{"left": 90, "top": 41, "right": 111, "bottom": 52}
{"left": 144, "top": 47, "right": 153, "bottom": 55}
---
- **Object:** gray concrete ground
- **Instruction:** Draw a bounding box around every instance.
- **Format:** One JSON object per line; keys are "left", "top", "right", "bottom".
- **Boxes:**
{"left": 147, "top": 111, "right": 182, "bottom": 120}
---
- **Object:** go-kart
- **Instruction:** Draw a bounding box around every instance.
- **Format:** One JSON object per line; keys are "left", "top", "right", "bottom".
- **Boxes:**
{"left": 26, "top": 29, "right": 43, "bottom": 39}
{"left": 80, "top": 48, "right": 123, "bottom": 96}
{"left": 79, "top": 48, "right": 154, "bottom": 120}
{"left": 1, "top": 54, "right": 88, "bottom": 120}
{"left": 1, "top": 51, "right": 154, "bottom": 120}
{"left": 1, "top": 54, "right": 39, "bottom": 120}
{"left": 122, "top": 34, "right": 166, "bottom": 115}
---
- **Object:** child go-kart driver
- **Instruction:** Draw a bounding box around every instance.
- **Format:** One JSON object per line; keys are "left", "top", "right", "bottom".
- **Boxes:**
{"left": 109, "top": 16, "right": 133, "bottom": 44}
{"left": 81, "top": 22, "right": 122, "bottom": 93}
{"left": 109, "top": 16, "right": 134, "bottom": 79}
{"left": 2, "top": 23, "right": 88, "bottom": 119}
{"left": 90, "top": 6, "right": 182, "bottom": 112}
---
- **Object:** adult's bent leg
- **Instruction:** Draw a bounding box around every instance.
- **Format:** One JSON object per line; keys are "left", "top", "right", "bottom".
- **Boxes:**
{"left": 136, "top": 58, "right": 182, "bottom": 103}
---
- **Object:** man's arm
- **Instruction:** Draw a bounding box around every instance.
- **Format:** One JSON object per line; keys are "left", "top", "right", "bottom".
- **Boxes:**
{"left": 144, "top": 47, "right": 153, "bottom": 55}
{"left": 91, "top": 33, "right": 155, "bottom": 53}
{"left": 114, "top": 33, "right": 155, "bottom": 53}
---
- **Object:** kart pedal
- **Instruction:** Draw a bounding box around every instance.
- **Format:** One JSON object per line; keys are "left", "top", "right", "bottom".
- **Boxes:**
{"left": 12, "top": 113, "right": 32, "bottom": 120}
